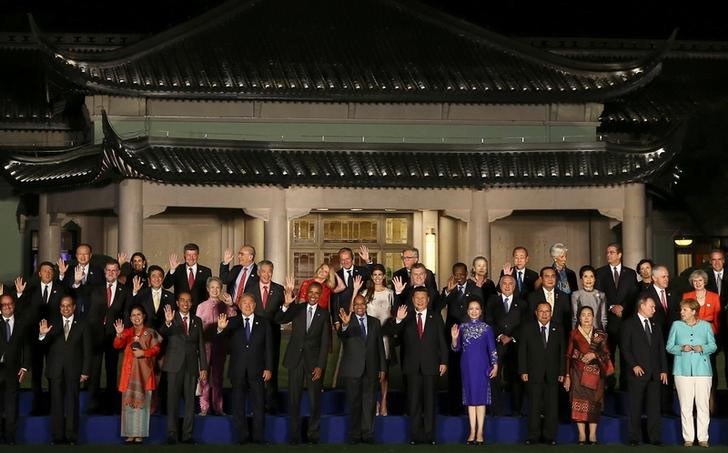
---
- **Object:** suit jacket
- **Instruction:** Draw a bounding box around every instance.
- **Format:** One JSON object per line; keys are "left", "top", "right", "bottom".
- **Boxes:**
{"left": 220, "top": 314, "right": 273, "bottom": 382}
{"left": 333, "top": 264, "right": 374, "bottom": 318}
{"left": 61, "top": 263, "right": 104, "bottom": 290}
{"left": 87, "top": 282, "right": 132, "bottom": 343}
{"left": 394, "top": 286, "right": 442, "bottom": 314}
{"left": 444, "top": 280, "right": 490, "bottom": 326}
{"left": 248, "top": 279, "right": 285, "bottom": 321}
{"left": 0, "top": 316, "right": 32, "bottom": 378}
{"left": 159, "top": 312, "right": 208, "bottom": 374}
{"left": 594, "top": 264, "right": 639, "bottom": 316}
{"left": 163, "top": 263, "right": 213, "bottom": 308}
{"left": 276, "top": 303, "right": 331, "bottom": 371}
{"left": 41, "top": 315, "right": 92, "bottom": 379}
{"left": 705, "top": 268, "right": 728, "bottom": 309}
{"left": 485, "top": 293, "right": 526, "bottom": 340}
{"left": 501, "top": 267, "right": 539, "bottom": 300}
{"left": 339, "top": 315, "right": 386, "bottom": 379}
{"left": 17, "top": 281, "right": 67, "bottom": 322}
{"left": 392, "top": 267, "right": 438, "bottom": 293}
{"left": 133, "top": 287, "right": 176, "bottom": 330}
{"left": 518, "top": 321, "right": 565, "bottom": 383}
{"left": 527, "top": 287, "right": 571, "bottom": 330}
{"left": 641, "top": 286, "right": 681, "bottom": 335}
{"left": 620, "top": 315, "right": 667, "bottom": 380}
{"left": 219, "top": 262, "right": 258, "bottom": 299}
{"left": 388, "top": 309, "right": 448, "bottom": 376}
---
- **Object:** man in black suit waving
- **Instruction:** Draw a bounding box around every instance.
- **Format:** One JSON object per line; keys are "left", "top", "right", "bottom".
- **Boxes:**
{"left": 389, "top": 287, "right": 448, "bottom": 445}
{"left": 392, "top": 247, "right": 438, "bottom": 294}
{"left": 163, "top": 243, "right": 212, "bottom": 312}
{"left": 527, "top": 267, "right": 571, "bottom": 331}
{"left": 38, "top": 295, "right": 91, "bottom": 445}
{"left": 620, "top": 296, "right": 668, "bottom": 446}
{"left": 132, "top": 265, "right": 175, "bottom": 330}
{"left": 220, "top": 245, "right": 258, "bottom": 303}
{"left": 15, "top": 261, "right": 67, "bottom": 415}
{"left": 500, "top": 246, "right": 539, "bottom": 300}
{"left": 519, "top": 302, "right": 566, "bottom": 445}
{"left": 338, "top": 295, "right": 386, "bottom": 444}
{"left": 276, "top": 280, "right": 331, "bottom": 444}
{"left": 159, "top": 292, "right": 208, "bottom": 444}
{"left": 58, "top": 243, "right": 104, "bottom": 317}
{"left": 217, "top": 293, "right": 273, "bottom": 444}
{"left": 333, "top": 246, "right": 373, "bottom": 325}
{"left": 705, "top": 249, "right": 728, "bottom": 386}
{"left": 0, "top": 294, "right": 31, "bottom": 445}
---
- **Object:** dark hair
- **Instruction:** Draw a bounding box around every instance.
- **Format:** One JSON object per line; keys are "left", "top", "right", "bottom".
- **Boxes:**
{"left": 183, "top": 243, "right": 200, "bottom": 253}
{"left": 452, "top": 262, "right": 467, "bottom": 273}
{"left": 709, "top": 249, "right": 725, "bottom": 259}
{"left": 636, "top": 258, "right": 654, "bottom": 272}
{"left": 607, "top": 243, "right": 623, "bottom": 254}
{"left": 338, "top": 247, "right": 354, "bottom": 259}
{"left": 76, "top": 243, "right": 93, "bottom": 253}
{"left": 576, "top": 305, "right": 594, "bottom": 325}
{"left": 129, "top": 304, "right": 148, "bottom": 322}
{"left": 512, "top": 246, "right": 529, "bottom": 256}
{"left": 411, "top": 287, "right": 430, "bottom": 299}
{"left": 176, "top": 291, "right": 192, "bottom": 302}
{"left": 579, "top": 265, "right": 596, "bottom": 278}
{"left": 37, "top": 261, "right": 55, "bottom": 272}
{"left": 131, "top": 252, "right": 147, "bottom": 266}
{"left": 105, "top": 259, "right": 120, "bottom": 269}
{"left": 147, "top": 265, "right": 165, "bottom": 277}
{"left": 540, "top": 266, "right": 556, "bottom": 277}
{"left": 411, "top": 262, "right": 427, "bottom": 272}
{"left": 365, "top": 264, "right": 388, "bottom": 304}
{"left": 307, "top": 281, "right": 323, "bottom": 292}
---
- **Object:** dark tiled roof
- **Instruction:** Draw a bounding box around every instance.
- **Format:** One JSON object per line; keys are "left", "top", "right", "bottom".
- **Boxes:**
{"left": 0, "top": 113, "right": 681, "bottom": 191}
{"left": 30, "top": 0, "right": 668, "bottom": 103}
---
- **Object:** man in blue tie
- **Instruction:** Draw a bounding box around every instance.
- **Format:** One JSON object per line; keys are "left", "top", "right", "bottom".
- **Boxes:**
{"left": 500, "top": 246, "right": 539, "bottom": 299}
{"left": 338, "top": 295, "right": 386, "bottom": 444}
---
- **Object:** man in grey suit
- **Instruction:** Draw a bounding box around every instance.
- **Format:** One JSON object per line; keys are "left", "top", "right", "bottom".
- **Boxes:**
{"left": 159, "top": 292, "right": 208, "bottom": 444}
{"left": 338, "top": 295, "right": 386, "bottom": 444}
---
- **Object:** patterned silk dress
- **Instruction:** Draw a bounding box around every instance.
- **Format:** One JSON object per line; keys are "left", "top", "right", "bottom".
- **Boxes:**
{"left": 452, "top": 319, "right": 498, "bottom": 405}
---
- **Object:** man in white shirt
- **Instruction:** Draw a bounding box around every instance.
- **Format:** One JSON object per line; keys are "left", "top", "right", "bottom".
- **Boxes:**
{"left": 0, "top": 294, "right": 30, "bottom": 445}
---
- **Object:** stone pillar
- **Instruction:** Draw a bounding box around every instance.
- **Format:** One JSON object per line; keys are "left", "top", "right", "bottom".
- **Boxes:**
{"left": 468, "top": 190, "right": 490, "bottom": 264}
{"left": 439, "top": 215, "right": 457, "bottom": 287}
{"left": 245, "top": 217, "right": 265, "bottom": 260}
{"left": 38, "top": 193, "right": 61, "bottom": 263}
{"left": 421, "top": 210, "right": 439, "bottom": 277}
{"left": 265, "top": 192, "right": 288, "bottom": 283}
{"left": 117, "top": 179, "right": 143, "bottom": 254}
{"left": 589, "top": 214, "right": 612, "bottom": 268}
{"left": 622, "top": 183, "right": 647, "bottom": 270}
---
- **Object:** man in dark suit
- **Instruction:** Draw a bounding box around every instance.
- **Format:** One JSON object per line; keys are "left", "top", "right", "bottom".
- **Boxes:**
{"left": 389, "top": 287, "right": 448, "bottom": 445}
{"left": 500, "top": 246, "right": 539, "bottom": 300}
{"left": 85, "top": 259, "right": 132, "bottom": 414}
{"left": 620, "top": 296, "right": 668, "bottom": 446}
{"left": 393, "top": 263, "right": 442, "bottom": 313}
{"left": 219, "top": 245, "right": 258, "bottom": 303}
{"left": 0, "top": 294, "right": 31, "bottom": 445}
{"left": 248, "top": 259, "right": 284, "bottom": 413}
{"left": 594, "top": 243, "right": 639, "bottom": 389}
{"left": 38, "top": 295, "right": 91, "bottom": 445}
{"left": 527, "top": 267, "right": 571, "bottom": 331}
{"left": 275, "top": 281, "right": 330, "bottom": 444}
{"left": 705, "top": 249, "right": 728, "bottom": 387}
{"left": 391, "top": 247, "right": 438, "bottom": 294}
{"left": 332, "top": 246, "right": 374, "bottom": 325}
{"left": 163, "top": 243, "right": 212, "bottom": 311}
{"left": 15, "top": 261, "right": 67, "bottom": 415}
{"left": 485, "top": 274, "right": 525, "bottom": 416}
{"left": 159, "top": 292, "right": 208, "bottom": 444}
{"left": 217, "top": 293, "right": 273, "bottom": 444}
{"left": 132, "top": 265, "right": 175, "bottom": 330}
{"left": 518, "top": 302, "right": 565, "bottom": 445}
{"left": 58, "top": 243, "right": 104, "bottom": 317}
{"left": 338, "top": 295, "right": 386, "bottom": 444}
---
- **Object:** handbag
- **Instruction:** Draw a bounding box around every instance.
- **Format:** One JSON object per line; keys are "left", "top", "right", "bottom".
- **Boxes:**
{"left": 580, "top": 364, "right": 601, "bottom": 390}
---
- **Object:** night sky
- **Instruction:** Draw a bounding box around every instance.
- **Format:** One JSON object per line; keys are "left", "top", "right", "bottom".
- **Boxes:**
{"left": 2, "top": 0, "right": 724, "bottom": 41}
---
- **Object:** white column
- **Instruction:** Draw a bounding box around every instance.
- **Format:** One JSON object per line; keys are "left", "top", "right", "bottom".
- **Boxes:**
{"left": 468, "top": 190, "right": 490, "bottom": 264}
{"left": 265, "top": 192, "right": 288, "bottom": 283}
{"left": 38, "top": 194, "right": 61, "bottom": 263}
{"left": 623, "top": 183, "right": 646, "bottom": 270}
{"left": 421, "top": 210, "right": 439, "bottom": 277}
{"left": 245, "top": 217, "right": 265, "bottom": 260}
{"left": 438, "top": 215, "right": 457, "bottom": 286}
{"left": 117, "top": 179, "right": 143, "bottom": 254}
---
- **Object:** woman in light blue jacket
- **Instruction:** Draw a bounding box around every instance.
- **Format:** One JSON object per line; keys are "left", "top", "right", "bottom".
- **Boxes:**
{"left": 666, "top": 298, "right": 717, "bottom": 448}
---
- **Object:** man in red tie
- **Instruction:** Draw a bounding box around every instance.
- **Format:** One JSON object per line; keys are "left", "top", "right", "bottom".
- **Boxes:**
{"left": 253, "top": 260, "right": 284, "bottom": 413}
{"left": 163, "top": 243, "right": 212, "bottom": 313}
{"left": 220, "top": 245, "right": 258, "bottom": 304}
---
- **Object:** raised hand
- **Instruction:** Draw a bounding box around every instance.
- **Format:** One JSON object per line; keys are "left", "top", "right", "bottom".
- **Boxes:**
{"left": 163, "top": 304, "right": 175, "bottom": 323}
{"left": 114, "top": 319, "right": 124, "bottom": 335}
{"left": 396, "top": 304, "right": 408, "bottom": 321}
{"left": 222, "top": 248, "right": 233, "bottom": 265}
{"left": 57, "top": 257, "right": 68, "bottom": 276}
{"left": 352, "top": 274, "right": 363, "bottom": 295}
{"left": 312, "top": 367, "right": 322, "bottom": 381}
{"left": 285, "top": 275, "right": 296, "bottom": 294}
{"left": 39, "top": 319, "right": 52, "bottom": 336}
{"left": 446, "top": 275, "right": 456, "bottom": 292}
{"left": 132, "top": 275, "right": 143, "bottom": 294}
{"left": 358, "top": 245, "right": 370, "bottom": 263}
{"left": 283, "top": 285, "right": 295, "bottom": 306}
{"left": 117, "top": 252, "right": 128, "bottom": 265}
{"left": 221, "top": 292, "right": 233, "bottom": 306}
{"left": 450, "top": 324, "right": 460, "bottom": 341}
{"left": 502, "top": 262, "right": 513, "bottom": 276}
{"left": 392, "top": 276, "right": 406, "bottom": 295}
{"left": 339, "top": 307, "right": 352, "bottom": 326}
{"left": 262, "top": 370, "right": 272, "bottom": 382}
{"left": 217, "top": 313, "right": 229, "bottom": 330}
{"left": 14, "top": 276, "right": 26, "bottom": 294}
{"left": 169, "top": 253, "right": 179, "bottom": 271}
{"left": 74, "top": 265, "right": 85, "bottom": 284}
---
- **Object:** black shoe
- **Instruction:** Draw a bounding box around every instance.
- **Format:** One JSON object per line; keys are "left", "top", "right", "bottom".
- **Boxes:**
{"left": 166, "top": 436, "right": 177, "bottom": 445}
{"left": 629, "top": 441, "right": 640, "bottom": 446}
{"left": 652, "top": 441, "right": 663, "bottom": 447}
{"left": 578, "top": 441, "right": 586, "bottom": 445}
{"left": 362, "top": 438, "right": 374, "bottom": 444}
{"left": 181, "top": 438, "right": 196, "bottom": 445}
{"left": 409, "top": 441, "right": 417, "bottom": 446}
{"left": 525, "top": 439, "right": 535, "bottom": 446}
{"left": 430, "top": 441, "right": 438, "bottom": 446}
{"left": 550, "top": 441, "right": 558, "bottom": 446}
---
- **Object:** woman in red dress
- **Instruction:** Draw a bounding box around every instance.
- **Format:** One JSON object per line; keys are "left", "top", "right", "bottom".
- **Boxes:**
{"left": 297, "top": 263, "right": 345, "bottom": 309}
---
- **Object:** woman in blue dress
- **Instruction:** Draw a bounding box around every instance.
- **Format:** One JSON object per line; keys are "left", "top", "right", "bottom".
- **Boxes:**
{"left": 451, "top": 299, "right": 498, "bottom": 445}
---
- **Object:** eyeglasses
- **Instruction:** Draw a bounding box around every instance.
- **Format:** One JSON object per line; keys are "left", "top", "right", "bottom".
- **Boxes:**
{"left": 402, "top": 256, "right": 417, "bottom": 260}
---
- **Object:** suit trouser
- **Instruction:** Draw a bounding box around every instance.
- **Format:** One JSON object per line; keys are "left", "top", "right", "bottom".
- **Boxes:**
{"left": 288, "top": 363, "right": 323, "bottom": 442}
{"left": 628, "top": 375, "right": 662, "bottom": 443}
{"left": 491, "top": 345, "right": 523, "bottom": 416}
{"left": 266, "top": 327, "right": 281, "bottom": 411}
{"left": 345, "top": 375, "right": 377, "bottom": 441}
{"left": 526, "top": 380, "right": 558, "bottom": 441}
{"left": 88, "top": 336, "right": 119, "bottom": 411}
{"left": 675, "top": 376, "right": 711, "bottom": 443}
{"left": 166, "top": 370, "right": 196, "bottom": 440}
{"left": 405, "top": 373, "right": 437, "bottom": 443}
{"left": 232, "top": 374, "right": 265, "bottom": 442}
{"left": 49, "top": 369, "right": 81, "bottom": 441}
{"left": 606, "top": 315, "right": 627, "bottom": 389}
{"left": 31, "top": 341, "right": 50, "bottom": 410}
{"left": 0, "top": 372, "right": 19, "bottom": 441}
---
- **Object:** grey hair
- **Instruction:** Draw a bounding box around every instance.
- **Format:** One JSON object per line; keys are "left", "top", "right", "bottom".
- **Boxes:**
{"left": 550, "top": 243, "right": 568, "bottom": 259}
{"left": 651, "top": 265, "right": 668, "bottom": 277}
{"left": 689, "top": 269, "right": 708, "bottom": 285}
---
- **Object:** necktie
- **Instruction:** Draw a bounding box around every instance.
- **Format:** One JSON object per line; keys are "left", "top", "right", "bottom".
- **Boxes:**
{"left": 717, "top": 273, "right": 722, "bottom": 295}
{"left": 541, "top": 325, "right": 547, "bottom": 348}
{"left": 188, "top": 268, "right": 195, "bottom": 290}
{"left": 546, "top": 291, "right": 554, "bottom": 308}
{"left": 306, "top": 307, "right": 314, "bottom": 331}
{"left": 182, "top": 315, "right": 189, "bottom": 336}
{"left": 153, "top": 290, "right": 161, "bottom": 312}
{"left": 244, "top": 317, "right": 251, "bottom": 341}
{"left": 64, "top": 319, "right": 71, "bottom": 340}
{"left": 503, "top": 297, "right": 510, "bottom": 313}
{"left": 517, "top": 271, "right": 523, "bottom": 291}
{"left": 347, "top": 270, "right": 353, "bottom": 287}
{"left": 417, "top": 312, "right": 423, "bottom": 339}
{"left": 457, "top": 284, "right": 464, "bottom": 297}
{"left": 42, "top": 284, "right": 49, "bottom": 304}
{"left": 82, "top": 267, "right": 87, "bottom": 284}
{"left": 5, "top": 319, "right": 11, "bottom": 343}
{"left": 359, "top": 316, "right": 367, "bottom": 340}
{"left": 613, "top": 266, "right": 619, "bottom": 287}
{"left": 235, "top": 267, "right": 248, "bottom": 303}
{"left": 660, "top": 289, "right": 667, "bottom": 311}
{"left": 107, "top": 283, "right": 113, "bottom": 307}
{"left": 262, "top": 285, "right": 269, "bottom": 309}
{"left": 643, "top": 318, "right": 652, "bottom": 345}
